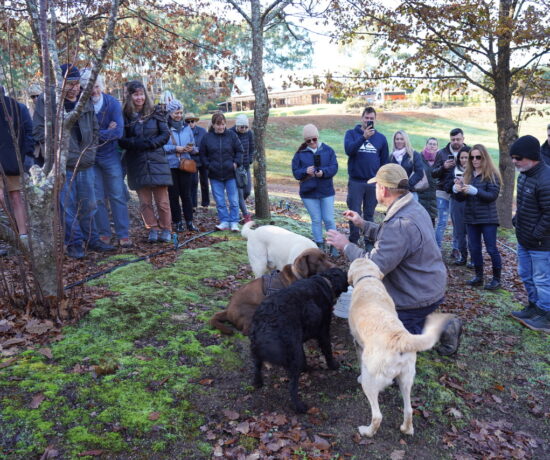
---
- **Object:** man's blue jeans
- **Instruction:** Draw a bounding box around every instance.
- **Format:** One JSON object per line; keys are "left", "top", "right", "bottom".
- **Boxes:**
{"left": 302, "top": 195, "right": 336, "bottom": 243}
{"left": 435, "top": 197, "right": 450, "bottom": 248}
{"left": 210, "top": 177, "right": 239, "bottom": 224}
{"left": 60, "top": 168, "right": 97, "bottom": 247}
{"left": 347, "top": 180, "right": 377, "bottom": 244}
{"left": 517, "top": 243, "right": 550, "bottom": 312}
{"left": 93, "top": 153, "right": 130, "bottom": 239}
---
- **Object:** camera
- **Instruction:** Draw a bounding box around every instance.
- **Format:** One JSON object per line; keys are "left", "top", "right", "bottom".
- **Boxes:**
{"left": 313, "top": 154, "right": 321, "bottom": 170}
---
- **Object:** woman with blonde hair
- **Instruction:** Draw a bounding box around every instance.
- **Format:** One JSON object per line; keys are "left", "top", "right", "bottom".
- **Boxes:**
{"left": 453, "top": 144, "right": 502, "bottom": 289}
{"left": 389, "top": 130, "right": 425, "bottom": 200}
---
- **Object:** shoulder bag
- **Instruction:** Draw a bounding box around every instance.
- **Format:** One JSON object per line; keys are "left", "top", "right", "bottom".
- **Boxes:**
{"left": 170, "top": 131, "right": 197, "bottom": 173}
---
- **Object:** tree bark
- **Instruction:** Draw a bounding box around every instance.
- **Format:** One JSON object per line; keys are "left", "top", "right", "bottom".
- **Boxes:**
{"left": 249, "top": 0, "right": 271, "bottom": 219}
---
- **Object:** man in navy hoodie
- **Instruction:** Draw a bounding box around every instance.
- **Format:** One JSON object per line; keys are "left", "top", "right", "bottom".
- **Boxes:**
{"left": 80, "top": 70, "right": 130, "bottom": 248}
{"left": 344, "top": 106, "right": 389, "bottom": 244}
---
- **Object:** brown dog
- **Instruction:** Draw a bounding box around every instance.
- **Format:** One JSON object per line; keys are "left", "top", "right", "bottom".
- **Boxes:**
{"left": 210, "top": 248, "right": 335, "bottom": 335}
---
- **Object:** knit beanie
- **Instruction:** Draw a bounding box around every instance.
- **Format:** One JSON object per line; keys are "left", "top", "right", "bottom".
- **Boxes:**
{"left": 60, "top": 64, "right": 81, "bottom": 81}
{"left": 303, "top": 124, "right": 319, "bottom": 139}
{"left": 510, "top": 135, "right": 541, "bottom": 161}
{"left": 166, "top": 99, "right": 183, "bottom": 114}
{"left": 235, "top": 114, "right": 249, "bottom": 127}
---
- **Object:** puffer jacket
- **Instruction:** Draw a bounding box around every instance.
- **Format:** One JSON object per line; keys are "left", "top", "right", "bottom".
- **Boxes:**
{"left": 417, "top": 157, "right": 437, "bottom": 222}
{"left": 199, "top": 129, "right": 243, "bottom": 181}
{"left": 453, "top": 173, "right": 500, "bottom": 225}
{"left": 119, "top": 109, "right": 171, "bottom": 190}
{"left": 291, "top": 142, "right": 338, "bottom": 199}
{"left": 389, "top": 150, "right": 424, "bottom": 190}
{"left": 230, "top": 126, "right": 255, "bottom": 168}
{"left": 514, "top": 162, "right": 550, "bottom": 250}
{"left": 0, "top": 96, "right": 34, "bottom": 175}
{"left": 541, "top": 140, "right": 550, "bottom": 166}
{"left": 344, "top": 193, "right": 446, "bottom": 310}
{"left": 33, "top": 92, "right": 98, "bottom": 171}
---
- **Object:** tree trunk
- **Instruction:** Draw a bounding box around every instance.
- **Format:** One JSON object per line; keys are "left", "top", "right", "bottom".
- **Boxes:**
{"left": 249, "top": 0, "right": 271, "bottom": 219}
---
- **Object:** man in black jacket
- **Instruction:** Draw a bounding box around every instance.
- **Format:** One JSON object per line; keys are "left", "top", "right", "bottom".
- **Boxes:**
{"left": 541, "top": 124, "right": 550, "bottom": 166}
{"left": 0, "top": 86, "right": 34, "bottom": 246}
{"left": 509, "top": 135, "right": 550, "bottom": 334}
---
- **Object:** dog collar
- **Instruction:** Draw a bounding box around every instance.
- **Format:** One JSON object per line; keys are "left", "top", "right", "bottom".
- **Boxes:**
{"left": 355, "top": 274, "right": 377, "bottom": 285}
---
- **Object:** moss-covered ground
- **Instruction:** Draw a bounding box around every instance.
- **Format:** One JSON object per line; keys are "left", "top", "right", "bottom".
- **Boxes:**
{"left": 1, "top": 214, "right": 548, "bottom": 459}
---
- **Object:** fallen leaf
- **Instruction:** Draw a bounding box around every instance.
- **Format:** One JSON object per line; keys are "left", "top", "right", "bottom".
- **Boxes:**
{"left": 78, "top": 450, "right": 105, "bottom": 457}
{"left": 2, "top": 337, "right": 26, "bottom": 347}
{"left": 199, "top": 378, "right": 213, "bottom": 386}
{"left": 390, "top": 450, "right": 406, "bottom": 460}
{"left": 235, "top": 421, "right": 250, "bottom": 434}
{"left": 446, "top": 407, "right": 463, "bottom": 418}
{"left": 313, "top": 435, "right": 330, "bottom": 450}
{"left": 135, "top": 355, "right": 152, "bottom": 361}
{"left": 25, "top": 319, "right": 54, "bottom": 335}
{"left": 29, "top": 393, "right": 45, "bottom": 409}
{"left": 38, "top": 348, "right": 53, "bottom": 359}
{"left": 222, "top": 409, "right": 239, "bottom": 420}
{"left": 0, "top": 357, "right": 17, "bottom": 369}
{"left": 0, "top": 319, "right": 12, "bottom": 333}
{"left": 494, "top": 384, "right": 505, "bottom": 391}
{"left": 148, "top": 411, "right": 160, "bottom": 421}
{"left": 39, "top": 445, "right": 59, "bottom": 459}
{"left": 491, "top": 394, "right": 502, "bottom": 404}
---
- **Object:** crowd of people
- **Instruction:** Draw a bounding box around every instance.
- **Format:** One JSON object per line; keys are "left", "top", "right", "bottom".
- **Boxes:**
{"left": 1, "top": 67, "right": 549, "bottom": 334}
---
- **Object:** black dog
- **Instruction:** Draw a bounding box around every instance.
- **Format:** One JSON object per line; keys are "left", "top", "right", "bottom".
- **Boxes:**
{"left": 249, "top": 267, "right": 348, "bottom": 413}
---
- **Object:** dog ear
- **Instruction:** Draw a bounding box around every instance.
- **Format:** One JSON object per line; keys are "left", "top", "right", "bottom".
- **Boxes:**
{"left": 293, "top": 252, "right": 311, "bottom": 278}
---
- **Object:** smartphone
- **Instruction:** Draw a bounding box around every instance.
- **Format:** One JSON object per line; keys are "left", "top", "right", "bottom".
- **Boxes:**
{"left": 187, "top": 143, "right": 194, "bottom": 147}
{"left": 448, "top": 154, "right": 454, "bottom": 161}
{"left": 366, "top": 121, "right": 374, "bottom": 130}
{"left": 313, "top": 154, "right": 321, "bottom": 169}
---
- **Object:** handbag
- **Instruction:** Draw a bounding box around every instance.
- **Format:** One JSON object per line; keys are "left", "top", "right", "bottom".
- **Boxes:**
{"left": 170, "top": 131, "right": 197, "bottom": 173}
{"left": 410, "top": 168, "right": 429, "bottom": 191}
{"left": 235, "top": 165, "right": 248, "bottom": 188}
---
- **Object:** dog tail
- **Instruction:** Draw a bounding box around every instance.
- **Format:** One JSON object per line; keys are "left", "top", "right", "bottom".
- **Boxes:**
{"left": 241, "top": 220, "right": 255, "bottom": 239}
{"left": 209, "top": 310, "right": 235, "bottom": 335}
{"left": 394, "top": 313, "right": 452, "bottom": 353}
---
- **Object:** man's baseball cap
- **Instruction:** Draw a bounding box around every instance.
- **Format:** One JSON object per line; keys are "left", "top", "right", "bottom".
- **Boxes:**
{"left": 367, "top": 163, "right": 409, "bottom": 189}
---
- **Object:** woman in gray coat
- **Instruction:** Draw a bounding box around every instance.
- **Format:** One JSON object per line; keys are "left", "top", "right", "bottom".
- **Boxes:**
{"left": 119, "top": 81, "right": 172, "bottom": 243}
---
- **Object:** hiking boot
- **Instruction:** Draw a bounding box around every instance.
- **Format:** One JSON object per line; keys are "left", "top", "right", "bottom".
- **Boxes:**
{"left": 454, "top": 250, "right": 467, "bottom": 266}
{"left": 119, "top": 237, "right": 133, "bottom": 248}
{"left": 467, "top": 266, "right": 484, "bottom": 286}
{"left": 67, "top": 243, "right": 85, "bottom": 259}
{"left": 230, "top": 222, "right": 240, "bottom": 232}
{"left": 158, "top": 229, "right": 172, "bottom": 243}
{"left": 148, "top": 229, "right": 159, "bottom": 243}
{"left": 522, "top": 308, "right": 550, "bottom": 334}
{"left": 484, "top": 267, "right": 501, "bottom": 290}
{"left": 175, "top": 221, "right": 185, "bottom": 233}
{"left": 215, "top": 222, "right": 229, "bottom": 231}
{"left": 89, "top": 239, "right": 116, "bottom": 252}
{"left": 436, "top": 317, "right": 463, "bottom": 356}
{"left": 511, "top": 301, "right": 538, "bottom": 322}
{"left": 186, "top": 221, "right": 198, "bottom": 232}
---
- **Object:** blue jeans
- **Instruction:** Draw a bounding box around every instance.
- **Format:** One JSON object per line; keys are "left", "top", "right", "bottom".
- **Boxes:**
{"left": 450, "top": 199, "right": 467, "bottom": 255}
{"left": 302, "top": 195, "right": 336, "bottom": 243}
{"left": 517, "top": 243, "right": 550, "bottom": 312}
{"left": 435, "top": 197, "right": 450, "bottom": 248}
{"left": 210, "top": 177, "right": 239, "bottom": 224}
{"left": 60, "top": 168, "right": 97, "bottom": 247}
{"left": 467, "top": 223, "right": 501, "bottom": 269}
{"left": 93, "top": 154, "right": 130, "bottom": 239}
{"left": 347, "top": 180, "right": 377, "bottom": 244}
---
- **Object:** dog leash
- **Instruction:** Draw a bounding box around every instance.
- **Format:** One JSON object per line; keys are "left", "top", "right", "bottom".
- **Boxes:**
{"left": 354, "top": 274, "right": 378, "bottom": 285}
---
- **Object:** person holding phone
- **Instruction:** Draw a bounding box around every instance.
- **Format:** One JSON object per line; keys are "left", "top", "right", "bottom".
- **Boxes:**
{"left": 446, "top": 146, "right": 470, "bottom": 265}
{"left": 431, "top": 128, "right": 469, "bottom": 252}
{"left": 292, "top": 124, "right": 338, "bottom": 251}
{"left": 344, "top": 106, "right": 389, "bottom": 248}
{"left": 453, "top": 144, "right": 502, "bottom": 290}
{"left": 163, "top": 100, "right": 198, "bottom": 233}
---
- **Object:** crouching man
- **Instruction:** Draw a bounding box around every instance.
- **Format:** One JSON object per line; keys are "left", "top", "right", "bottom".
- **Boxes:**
{"left": 327, "top": 164, "right": 462, "bottom": 355}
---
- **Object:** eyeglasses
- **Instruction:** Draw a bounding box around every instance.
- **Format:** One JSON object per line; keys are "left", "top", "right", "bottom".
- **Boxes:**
{"left": 305, "top": 138, "right": 318, "bottom": 144}
{"left": 237, "top": 125, "right": 248, "bottom": 129}
{"left": 30, "top": 95, "right": 39, "bottom": 99}
{"left": 511, "top": 156, "right": 523, "bottom": 161}
{"left": 470, "top": 155, "right": 482, "bottom": 160}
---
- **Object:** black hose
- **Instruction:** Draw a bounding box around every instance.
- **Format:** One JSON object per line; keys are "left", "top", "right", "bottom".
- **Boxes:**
{"left": 64, "top": 230, "right": 216, "bottom": 290}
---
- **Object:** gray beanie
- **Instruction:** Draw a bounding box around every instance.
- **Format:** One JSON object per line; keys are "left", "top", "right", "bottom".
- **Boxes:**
{"left": 166, "top": 99, "right": 183, "bottom": 114}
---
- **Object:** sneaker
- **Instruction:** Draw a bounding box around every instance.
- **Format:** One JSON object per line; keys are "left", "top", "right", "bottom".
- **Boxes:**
{"left": 119, "top": 237, "right": 133, "bottom": 248}
{"left": 186, "top": 221, "right": 199, "bottom": 232}
{"left": 522, "top": 308, "right": 550, "bottom": 334}
{"left": 19, "top": 234, "right": 29, "bottom": 249}
{"left": 230, "top": 222, "right": 240, "bottom": 232}
{"left": 175, "top": 222, "right": 185, "bottom": 233}
{"left": 89, "top": 240, "right": 116, "bottom": 252}
{"left": 511, "top": 302, "right": 538, "bottom": 322}
{"left": 99, "top": 235, "right": 111, "bottom": 245}
{"left": 215, "top": 222, "right": 230, "bottom": 231}
{"left": 148, "top": 229, "right": 158, "bottom": 243}
{"left": 67, "top": 244, "right": 85, "bottom": 259}
{"left": 158, "top": 229, "right": 172, "bottom": 243}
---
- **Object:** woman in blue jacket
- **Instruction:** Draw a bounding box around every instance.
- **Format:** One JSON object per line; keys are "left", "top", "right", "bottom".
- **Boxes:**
{"left": 453, "top": 144, "right": 502, "bottom": 290}
{"left": 164, "top": 100, "right": 198, "bottom": 233}
{"left": 292, "top": 124, "right": 338, "bottom": 250}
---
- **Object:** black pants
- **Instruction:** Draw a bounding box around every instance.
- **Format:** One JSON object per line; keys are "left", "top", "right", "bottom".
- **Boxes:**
{"left": 168, "top": 169, "right": 194, "bottom": 223}
{"left": 191, "top": 165, "right": 210, "bottom": 207}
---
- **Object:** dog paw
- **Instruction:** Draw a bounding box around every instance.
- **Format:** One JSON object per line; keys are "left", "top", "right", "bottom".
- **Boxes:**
{"left": 400, "top": 423, "right": 414, "bottom": 436}
{"left": 357, "top": 374, "right": 362, "bottom": 384}
{"left": 358, "top": 425, "right": 376, "bottom": 438}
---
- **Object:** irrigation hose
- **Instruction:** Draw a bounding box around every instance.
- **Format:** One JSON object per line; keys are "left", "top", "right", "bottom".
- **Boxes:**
{"left": 64, "top": 230, "right": 216, "bottom": 291}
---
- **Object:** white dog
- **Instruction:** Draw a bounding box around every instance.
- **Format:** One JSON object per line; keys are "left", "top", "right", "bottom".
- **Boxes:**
{"left": 241, "top": 221, "right": 318, "bottom": 278}
{"left": 347, "top": 258, "right": 451, "bottom": 437}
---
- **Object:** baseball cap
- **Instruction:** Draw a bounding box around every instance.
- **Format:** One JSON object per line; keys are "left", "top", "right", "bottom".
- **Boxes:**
{"left": 367, "top": 164, "right": 409, "bottom": 189}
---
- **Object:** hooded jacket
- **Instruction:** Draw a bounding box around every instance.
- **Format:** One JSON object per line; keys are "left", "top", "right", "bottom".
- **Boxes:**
{"left": 344, "top": 124, "right": 389, "bottom": 181}
{"left": 291, "top": 142, "right": 338, "bottom": 199}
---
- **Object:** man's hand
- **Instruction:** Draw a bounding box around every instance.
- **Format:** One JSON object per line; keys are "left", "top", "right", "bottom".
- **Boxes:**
{"left": 343, "top": 210, "right": 364, "bottom": 226}
{"left": 326, "top": 229, "right": 349, "bottom": 251}
{"left": 363, "top": 127, "right": 375, "bottom": 140}
{"left": 444, "top": 159, "right": 455, "bottom": 169}
{"left": 108, "top": 121, "right": 117, "bottom": 130}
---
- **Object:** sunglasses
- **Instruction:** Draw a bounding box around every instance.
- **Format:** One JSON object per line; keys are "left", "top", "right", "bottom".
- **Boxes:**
{"left": 511, "top": 156, "right": 523, "bottom": 161}
{"left": 30, "top": 95, "right": 39, "bottom": 99}
{"left": 305, "top": 137, "right": 318, "bottom": 144}
{"left": 185, "top": 120, "right": 196, "bottom": 123}
{"left": 470, "top": 155, "right": 482, "bottom": 160}
{"left": 237, "top": 125, "right": 248, "bottom": 129}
